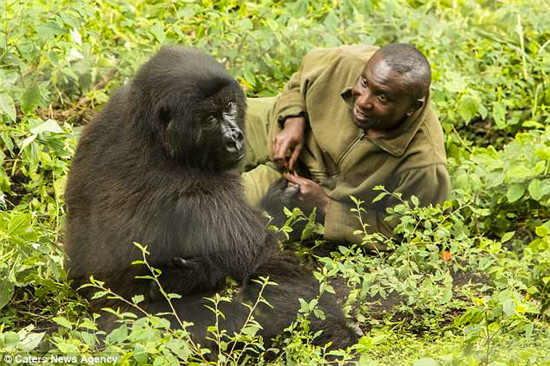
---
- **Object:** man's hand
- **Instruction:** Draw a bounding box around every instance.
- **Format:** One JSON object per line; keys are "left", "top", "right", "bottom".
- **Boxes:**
{"left": 283, "top": 172, "right": 329, "bottom": 215}
{"left": 272, "top": 116, "right": 306, "bottom": 170}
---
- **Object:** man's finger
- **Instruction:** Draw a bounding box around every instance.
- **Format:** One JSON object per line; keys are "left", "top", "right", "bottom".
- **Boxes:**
{"left": 284, "top": 172, "right": 309, "bottom": 185}
{"left": 288, "top": 144, "right": 303, "bottom": 171}
{"left": 273, "top": 139, "right": 290, "bottom": 161}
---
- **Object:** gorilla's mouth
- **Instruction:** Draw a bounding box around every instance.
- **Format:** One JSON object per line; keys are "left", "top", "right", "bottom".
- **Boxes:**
{"left": 230, "top": 151, "right": 245, "bottom": 164}
{"left": 219, "top": 150, "right": 245, "bottom": 168}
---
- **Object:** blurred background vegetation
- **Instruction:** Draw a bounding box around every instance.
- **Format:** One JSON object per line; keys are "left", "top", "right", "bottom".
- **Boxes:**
{"left": 0, "top": 0, "right": 549, "bottom": 364}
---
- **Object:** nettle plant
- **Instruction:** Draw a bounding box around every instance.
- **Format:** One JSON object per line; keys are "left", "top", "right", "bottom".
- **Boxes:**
{"left": 450, "top": 127, "right": 550, "bottom": 238}
{"left": 317, "top": 192, "right": 481, "bottom": 330}
{"left": 314, "top": 188, "right": 547, "bottom": 340}
{"left": 38, "top": 243, "right": 356, "bottom": 365}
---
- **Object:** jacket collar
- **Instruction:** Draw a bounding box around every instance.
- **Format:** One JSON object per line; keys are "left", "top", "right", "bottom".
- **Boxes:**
{"left": 340, "top": 87, "right": 429, "bottom": 157}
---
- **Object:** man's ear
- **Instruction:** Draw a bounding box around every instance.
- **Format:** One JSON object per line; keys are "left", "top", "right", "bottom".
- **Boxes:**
{"left": 406, "top": 97, "right": 425, "bottom": 116}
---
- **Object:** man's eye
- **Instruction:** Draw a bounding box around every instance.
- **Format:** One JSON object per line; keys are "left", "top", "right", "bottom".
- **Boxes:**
{"left": 361, "top": 77, "right": 367, "bottom": 87}
{"left": 378, "top": 94, "right": 388, "bottom": 103}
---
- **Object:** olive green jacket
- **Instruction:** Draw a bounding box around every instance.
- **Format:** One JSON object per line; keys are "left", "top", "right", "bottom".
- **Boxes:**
{"left": 269, "top": 45, "right": 450, "bottom": 243}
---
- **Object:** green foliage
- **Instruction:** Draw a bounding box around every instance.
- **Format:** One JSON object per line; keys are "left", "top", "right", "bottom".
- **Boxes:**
{"left": 450, "top": 127, "right": 550, "bottom": 237}
{"left": 1, "top": 0, "right": 549, "bottom": 364}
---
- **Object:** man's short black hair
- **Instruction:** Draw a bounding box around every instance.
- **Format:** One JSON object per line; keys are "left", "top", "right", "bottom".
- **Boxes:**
{"left": 377, "top": 43, "right": 431, "bottom": 100}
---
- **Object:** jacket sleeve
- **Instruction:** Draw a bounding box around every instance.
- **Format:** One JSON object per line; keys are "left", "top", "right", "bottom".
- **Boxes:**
{"left": 324, "top": 163, "right": 450, "bottom": 246}
{"left": 270, "top": 48, "right": 345, "bottom": 132}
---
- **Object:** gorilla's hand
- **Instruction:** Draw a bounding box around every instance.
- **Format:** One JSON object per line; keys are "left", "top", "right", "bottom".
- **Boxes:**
{"left": 172, "top": 256, "right": 202, "bottom": 273}
{"left": 272, "top": 116, "right": 306, "bottom": 171}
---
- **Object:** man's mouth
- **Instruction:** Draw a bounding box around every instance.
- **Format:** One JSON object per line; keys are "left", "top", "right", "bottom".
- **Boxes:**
{"left": 352, "top": 105, "right": 371, "bottom": 123}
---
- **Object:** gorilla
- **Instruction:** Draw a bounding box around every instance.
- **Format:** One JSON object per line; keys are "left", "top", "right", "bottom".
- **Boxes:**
{"left": 261, "top": 178, "right": 325, "bottom": 242}
{"left": 64, "top": 46, "right": 357, "bottom": 352}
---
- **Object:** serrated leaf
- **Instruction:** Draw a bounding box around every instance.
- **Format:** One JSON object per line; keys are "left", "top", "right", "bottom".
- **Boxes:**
{"left": 20, "top": 332, "right": 46, "bottom": 351}
{"left": 106, "top": 324, "right": 128, "bottom": 344}
{"left": 506, "top": 183, "right": 525, "bottom": 203}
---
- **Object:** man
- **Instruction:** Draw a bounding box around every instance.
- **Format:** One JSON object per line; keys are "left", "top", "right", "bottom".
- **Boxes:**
{"left": 241, "top": 44, "right": 450, "bottom": 244}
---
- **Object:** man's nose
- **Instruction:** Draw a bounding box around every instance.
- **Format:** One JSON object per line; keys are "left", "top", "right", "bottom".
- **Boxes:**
{"left": 356, "top": 89, "right": 373, "bottom": 110}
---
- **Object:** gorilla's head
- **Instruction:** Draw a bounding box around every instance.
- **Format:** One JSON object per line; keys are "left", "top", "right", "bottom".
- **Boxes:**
{"left": 130, "top": 46, "right": 247, "bottom": 171}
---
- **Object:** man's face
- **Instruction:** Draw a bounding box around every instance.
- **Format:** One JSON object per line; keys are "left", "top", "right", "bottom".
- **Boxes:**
{"left": 350, "top": 53, "right": 421, "bottom": 133}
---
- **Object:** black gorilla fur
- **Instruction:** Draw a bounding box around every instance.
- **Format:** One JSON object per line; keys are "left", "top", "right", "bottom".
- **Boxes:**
{"left": 260, "top": 178, "right": 326, "bottom": 242}
{"left": 65, "top": 46, "right": 357, "bottom": 351}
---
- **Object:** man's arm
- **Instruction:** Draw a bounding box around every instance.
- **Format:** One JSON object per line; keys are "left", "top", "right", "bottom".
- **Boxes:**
{"left": 324, "top": 163, "right": 451, "bottom": 245}
{"left": 269, "top": 47, "right": 358, "bottom": 170}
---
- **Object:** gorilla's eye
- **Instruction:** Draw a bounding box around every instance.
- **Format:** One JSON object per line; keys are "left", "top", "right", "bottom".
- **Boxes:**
{"left": 206, "top": 115, "right": 217, "bottom": 127}
{"left": 225, "top": 101, "right": 236, "bottom": 111}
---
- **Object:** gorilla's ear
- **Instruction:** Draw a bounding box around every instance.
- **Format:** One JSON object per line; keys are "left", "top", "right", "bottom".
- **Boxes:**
{"left": 159, "top": 106, "right": 172, "bottom": 126}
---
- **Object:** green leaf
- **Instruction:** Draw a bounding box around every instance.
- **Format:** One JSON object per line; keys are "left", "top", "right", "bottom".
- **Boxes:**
{"left": 459, "top": 96, "right": 480, "bottom": 124}
{"left": 372, "top": 192, "right": 387, "bottom": 203}
{"left": 493, "top": 103, "right": 506, "bottom": 129}
{"left": 150, "top": 23, "right": 165, "bottom": 43}
{"left": 21, "top": 84, "right": 42, "bottom": 114}
{"left": 535, "top": 224, "right": 549, "bottom": 237}
{"left": 501, "top": 231, "right": 515, "bottom": 243}
{"left": 506, "top": 165, "right": 533, "bottom": 181}
{"left": 106, "top": 324, "right": 128, "bottom": 344}
{"left": 19, "top": 134, "right": 37, "bottom": 151}
{"left": 485, "top": 170, "right": 504, "bottom": 188}
{"left": 0, "top": 93, "right": 16, "bottom": 122}
{"left": 444, "top": 71, "right": 466, "bottom": 93}
{"left": 35, "top": 23, "right": 67, "bottom": 40}
{"left": 478, "top": 103, "right": 488, "bottom": 119}
{"left": 535, "top": 148, "right": 550, "bottom": 161}
{"left": 132, "top": 294, "right": 144, "bottom": 305}
{"left": 533, "top": 161, "right": 546, "bottom": 175}
{"left": 7, "top": 213, "right": 31, "bottom": 236}
{"left": 502, "top": 298, "right": 515, "bottom": 317}
{"left": 528, "top": 179, "right": 543, "bottom": 200}
{"left": 30, "top": 119, "right": 63, "bottom": 134}
{"left": 20, "top": 332, "right": 46, "bottom": 351}
{"left": 0, "top": 280, "right": 15, "bottom": 310}
{"left": 506, "top": 183, "right": 525, "bottom": 203}
{"left": 242, "top": 69, "right": 255, "bottom": 86}
{"left": 56, "top": 341, "right": 79, "bottom": 354}
{"left": 413, "top": 358, "right": 439, "bottom": 366}
{"left": 52, "top": 316, "right": 73, "bottom": 329}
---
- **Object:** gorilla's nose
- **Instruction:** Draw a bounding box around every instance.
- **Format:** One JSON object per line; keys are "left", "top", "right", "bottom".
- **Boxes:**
{"left": 224, "top": 128, "right": 245, "bottom": 156}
